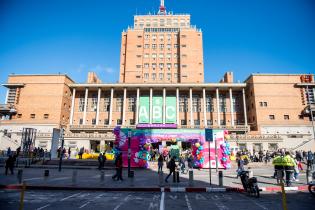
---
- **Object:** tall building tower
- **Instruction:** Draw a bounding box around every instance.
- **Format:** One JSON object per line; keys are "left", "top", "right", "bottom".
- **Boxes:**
{"left": 119, "top": 0, "right": 204, "bottom": 84}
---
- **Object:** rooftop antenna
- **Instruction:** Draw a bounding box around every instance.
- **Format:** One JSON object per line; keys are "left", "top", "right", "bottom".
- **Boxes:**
{"left": 158, "top": 0, "right": 166, "bottom": 15}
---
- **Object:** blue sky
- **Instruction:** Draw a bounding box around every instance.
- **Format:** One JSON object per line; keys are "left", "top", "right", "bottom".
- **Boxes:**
{"left": 1, "top": 0, "right": 315, "bottom": 103}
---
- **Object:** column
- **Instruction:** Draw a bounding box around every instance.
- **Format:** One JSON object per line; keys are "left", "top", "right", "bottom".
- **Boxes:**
{"left": 83, "top": 88, "right": 88, "bottom": 125}
{"left": 109, "top": 88, "right": 114, "bottom": 126}
{"left": 150, "top": 88, "right": 153, "bottom": 124}
{"left": 69, "top": 88, "right": 76, "bottom": 125}
{"left": 163, "top": 88, "right": 166, "bottom": 124}
{"left": 216, "top": 88, "right": 220, "bottom": 127}
{"left": 242, "top": 88, "right": 248, "bottom": 126}
{"left": 96, "top": 88, "right": 101, "bottom": 125}
{"left": 190, "top": 88, "right": 193, "bottom": 126}
{"left": 229, "top": 88, "right": 234, "bottom": 127}
{"left": 203, "top": 88, "right": 207, "bottom": 127}
{"left": 176, "top": 88, "right": 179, "bottom": 125}
{"left": 122, "top": 88, "right": 127, "bottom": 126}
{"left": 136, "top": 88, "right": 140, "bottom": 125}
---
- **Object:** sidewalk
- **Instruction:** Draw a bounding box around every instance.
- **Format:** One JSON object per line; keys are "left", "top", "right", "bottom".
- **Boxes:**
{"left": 0, "top": 162, "right": 309, "bottom": 192}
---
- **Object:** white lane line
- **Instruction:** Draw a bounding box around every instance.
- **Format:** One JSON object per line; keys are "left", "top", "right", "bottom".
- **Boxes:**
{"left": 185, "top": 194, "right": 192, "bottom": 210}
{"left": 60, "top": 192, "right": 82, "bottom": 201}
{"left": 214, "top": 202, "right": 229, "bottom": 210}
{"left": 253, "top": 201, "right": 268, "bottom": 210}
{"left": 36, "top": 204, "right": 50, "bottom": 210}
{"left": 49, "top": 177, "right": 70, "bottom": 181}
{"left": 79, "top": 201, "right": 90, "bottom": 209}
{"left": 159, "top": 192, "right": 165, "bottom": 210}
{"left": 24, "top": 177, "right": 42, "bottom": 181}
{"left": 113, "top": 194, "right": 131, "bottom": 210}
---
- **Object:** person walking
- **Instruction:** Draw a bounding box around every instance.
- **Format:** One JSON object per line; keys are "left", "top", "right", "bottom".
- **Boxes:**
{"left": 306, "top": 151, "right": 314, "bottom": 170}
{"left": 78, "top": 147, "right": 84, "bottom": 159}
{"left": 112, "top": 153, "right": 123, "bottom": 181}
{"left": 158, "top": 154, "right": 164, "bottom": 174}
{"left": 283, "top": 151, "right": 296, "bottom": 187}
{"left": 98, "top": 153, "right": 104, "bottom": 170}
{"left": 102, "top": 152, "right": 107, "bottom": 168}
{"left": 165, "top": 156, "right": 176, "bottom": 183}
{"left": 272, "top": 152, "right": 284, "bottom": 183}
{"left": 6, "top": 147, "right": 11, "bottom": 157}
{"left": 5, "top": 155, "right": 15, "bottom": 175}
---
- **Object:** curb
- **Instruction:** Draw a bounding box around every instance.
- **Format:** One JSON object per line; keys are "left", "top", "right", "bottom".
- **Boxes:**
{"left": 0, "top": 184, "right": 308, "bottom": 193}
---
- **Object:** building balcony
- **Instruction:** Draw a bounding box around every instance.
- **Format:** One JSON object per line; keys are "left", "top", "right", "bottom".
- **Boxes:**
{"left": 0, "top": 104, "right": 17, "bottom": 115}
{"left": 229, "top": 134, "right": 283, "bottom": 142}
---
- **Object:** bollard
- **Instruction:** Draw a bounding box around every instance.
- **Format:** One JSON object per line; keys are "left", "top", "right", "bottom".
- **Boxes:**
{"left": 189, "top": 169, "right": 194, "bottom": 186}
{"left": 72, "top": 170, "right": 77, "bottom": 184}
{"left": 176, "top": 171, "right": 180, "bottom": 183}
{"left": 159, "top": 173, "right": 164, "bottom": 186}
{"left": 44, "top": 169, "right": 49, "bottom": 177}
{"left": 218, "top": 171, "right": 223, "bottom": 187}
{"left": 17, "top": 169, "right": 23, "bottom": 184}
{"left": 100, "top": 170, "right": 105, "bottom": 182}
{"left": 19, "top": 182, "right": 26, "bottom": 210}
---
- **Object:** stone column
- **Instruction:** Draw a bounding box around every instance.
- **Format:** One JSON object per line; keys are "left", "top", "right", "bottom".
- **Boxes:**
{"left": 83, "top": 88, "right": 88, "bottom": 125}
{"left": 229, "top": 88, "right": 234, "bottom": 127}
{"left": 122, "top": 88, "right": 127, "bottom": 126}
{"left": 109, "top": 88, "right": 114, "bottom": 126}
{"left": 176, "top": 88, "right": 179, "bottom": 125}
{"left": 242, "top": 88, "right": 248, "bottom": 126}
{"left": 216, "top": 88, "right": 220, "bottom": 127}
{"left": 136, "top": 88, "right": 140, "bottom": 125}
{"left": 163, "top": 88, "right": 166, "bottom": 124}
{"left": 70, "top": 88, "right": 76, "bottom": 125}
{"left": 190, "top": 88, "right": 193, "bottom": 126}
{"left": 96, "top": 88, "right": 101, "bottom": 125}
{"left": 150, "top": 88, "right": 153, "bottom": 124}
{"left": 203, "top": 88, "right": 207, "bottom": 127}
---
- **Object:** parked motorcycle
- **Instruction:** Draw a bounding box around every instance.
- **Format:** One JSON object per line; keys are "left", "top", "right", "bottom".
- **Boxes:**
{"left": 239, "top": 170, "right": 261, "bottom": 198}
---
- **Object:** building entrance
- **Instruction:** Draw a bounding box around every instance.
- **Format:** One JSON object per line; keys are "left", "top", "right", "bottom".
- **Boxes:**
{"left": 90, "top": 140, "right": 100, "bottom": 153}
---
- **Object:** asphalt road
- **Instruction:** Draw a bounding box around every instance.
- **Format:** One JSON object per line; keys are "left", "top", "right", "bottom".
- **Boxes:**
{"left": 0, "top": 190, "right": 314, "bottom": 210}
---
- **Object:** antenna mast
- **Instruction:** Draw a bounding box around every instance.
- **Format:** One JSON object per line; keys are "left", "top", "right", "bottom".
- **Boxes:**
{"left": 158, "top": 0, "right": 166, "bottom": 15}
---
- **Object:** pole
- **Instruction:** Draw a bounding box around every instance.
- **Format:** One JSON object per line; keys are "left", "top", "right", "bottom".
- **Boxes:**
{"left": 128, "top": 130, "right": 131, "bottom": 177}
{"left": 215, "top": 135, "right": 218, "bottom": 173}
{"left": 209, "top": 141, "right": 211, "bottom": 186}
{"left": 19, "top": 181, "right": 26, "bottom": 210}
{"left": 58, "top": 128, "right": 65, "bottom": 172}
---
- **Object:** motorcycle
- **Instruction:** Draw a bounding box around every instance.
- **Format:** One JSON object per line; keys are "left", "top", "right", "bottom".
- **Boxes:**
{"left": 239, "top": 170, "right": 261, "bottom": 198}
{"left": 309, "top": 182, "right": 315, "bottom": 196}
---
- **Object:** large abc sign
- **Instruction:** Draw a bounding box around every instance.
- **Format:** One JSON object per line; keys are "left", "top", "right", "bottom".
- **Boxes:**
{"left": 139, "top": 96, "right": 176, "bottom": 123}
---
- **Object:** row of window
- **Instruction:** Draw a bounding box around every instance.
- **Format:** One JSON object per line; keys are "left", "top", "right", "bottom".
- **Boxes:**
{"left": 269, "top": 115, "right": 290, "bottom": 120}
{"left": 143, "top": 73, "right": 177, "bottom": 81}
{"left": 139, "top": 63, "right": 179, "bottom": 69}
{"left": 143, "top": 28, "right": 181, "bottom": 33}
{"left": 143, "top": 33, "right": 179, "bottom": 40}
{"left": 139, "top": 44, "right": 182, "bottom": 49}
{"left": 141, "top": 53, "right": 179, "bottom": 59}
{"left": 17, "top": 114, "right": 49, "bottom": 119}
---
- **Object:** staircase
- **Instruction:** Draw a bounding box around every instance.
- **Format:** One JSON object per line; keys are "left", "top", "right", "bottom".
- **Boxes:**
{"left": 289, "top": 138, "right": 314, "bottom": 151}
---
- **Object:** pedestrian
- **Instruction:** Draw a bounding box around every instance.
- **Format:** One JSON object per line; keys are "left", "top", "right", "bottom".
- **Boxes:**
{"left": 272, "top": 152, "right": 284, "bottom": 183}
{"left": 158, "top": 154, "right": 164, "bottom": 174}
{"left": 293, "top": 158, "right": 300, "bottom": 182}
{"left": 5, "top": 155, "right": 15, "bottom": 175}
{"left": 112, "top": 153, "right": 123, "bottom": 181}
{"left": 102, "top": 152, "right": 107, "bottom": 168}
{"left": 165, "top": 156, "right": 176, "bottom": 183}
{"left": 283, "top": 151, "right": 296, "bottom": 187}
{"left": 187, "top": 154, "right": 193, "bottom": 169}
{"left": 179, "top": 154, "right": 186, "bottom": 174}
{"left": 78, "top": 147, "right": 84, "bottom": 159}
{"left": 306, "top": 151, "right": 314, "bottom": 170}
{"left": 98, "top": 153, "right": 104, "bottom": 170}
{"left": 236, "top": 156, "right": 245, "bottom": 178}
{"left": 6, "top": 147, "right": 11, "bottom": 157}
{"left": 68, "top": 147, "right": 71, "bottom": 159}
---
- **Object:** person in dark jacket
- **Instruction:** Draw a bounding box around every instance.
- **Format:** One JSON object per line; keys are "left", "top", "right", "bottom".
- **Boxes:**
{"left": 158, "top": 154, "right": 164, "bottom": 174}
{"left": 165, "top": 156, "right": 176, "bottom": 183}
{"left": 112, "top": 153, "right": 123, "bottom": 181}
{"left": 5, "top": 155, "right": 16, "bottom": 175}
{"left": 98, "top": 153, "right": 104, "bottom": 170}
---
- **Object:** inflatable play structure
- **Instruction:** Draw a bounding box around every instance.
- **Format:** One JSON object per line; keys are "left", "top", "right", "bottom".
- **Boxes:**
{"left": 113, "top": 126, "right": 231, "bottom": 169}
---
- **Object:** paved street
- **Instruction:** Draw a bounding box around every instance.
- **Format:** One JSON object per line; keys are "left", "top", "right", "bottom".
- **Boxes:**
{"left": 0, "top": 190, "right": 314, "bottom": 210}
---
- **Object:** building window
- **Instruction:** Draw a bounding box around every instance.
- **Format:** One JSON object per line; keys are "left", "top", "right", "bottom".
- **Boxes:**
{"left": 104, "top": 119, "right": 109, "bottom": 125}
{"left": 144, "top": 63, "right": 149, "bottom": 68}
{"left": 181, "top": 119, "right": 187, "bottom": 125}
{"left": 269, "top": 115, "right": 275, "bottom": 120}
{"left": 116, "top": 97, "right": 123, "bottom": 112}
{"left": 194, "top": 120, "right": 200, "bottom": 126}
{"left": 159, "top": 44, "right": 164, "bottom": 50}
{"left": 233, "top": 96, "right": 240, "bottom": 112}
{"left": 117, "top": 119, "right": 122, "bottom": 125}
{"left": 91, "top": 94, "right": 97, "bottom": 111}
{"left": 128, "top": 97, "right": 136, "bottom": 112}
{"left": 192, "top": 95, "right": 201, "bottom": 112}
{"left": 44, "top": 114, "right": 49, "bottom": 119}
{"left": 167, "top": 44, "right": 171, "bottom": 50}
{"left": 220, "top": 120, "right": 226, "bottom": 125}
{"left": 181, "top": 45, "right": 187, "bottom": 48}
{"left": 159, "top": 53, "right": 164, "bottom": 59}
{"left": 92, "top": 118, "right": 96, "bottom": 125}
{"left": 152, "top": 73, "right": 156, "bottom": 80}
{"left": 144, "top": 53, "right": 149, "bottom": 58}
{"left": 30, "top": 114, "right": 35, "bottom": 119}
{"left": 7, "top": 88, "right": 17, "bottom": 104}
{"left": 206, "top": 95, "right": 213, "bottom": 112}
{"left": 145, "top": 34, "right": 150, "bottom": 39}
{"left": 174, "top": 44, "right": 178, "bottom": 48}
{"left": 179, "top": 96, "right": 188, "bottom": 112}
{"left": 182, "top": 65, "right": 187, "bottom": 68}
{"left": 167, "top": 73, "right": 171, "bottom": 81}
{"left": 207, "top": 120, "right": 212, "bottom": 125}
{"left": 159, "top": 73, "right": 164, "bottom": 80}
{"left": 103, "top": 97, "right": 110, "bottom": 112}
{"left": 136, "top": 55, "right": 141, "bottom": 58}
{"left": 167, "top": 63, "right": 172, "bottom": 69}
{"left": 129, "top": 119, "right": 135, "bottom": 125}
{"left": 284, "top": 115, "right": 290, "bottom": 120}
{"left": 79, "top": 95, "right": 85, "bottom": 112}
{"left": 259, "top": 101, "right": 268, "bottom": 107}
{"left": 136, "top": 65, "right": 142, "bottom": 68}
{"left": 144, "top": 44, "right": 149, "bottom": 49}
{"left": 152, "top": 53, "right": 157, "bottom": 59}
{"left": 219, "top": 94, "right": 226, "bottom": 112}
{"left": 144, "top": 73, "right": 149, "bottom": 80}
{"left": 136, "top": 45, "right": 142, "bottom": 48}
{"left": 17, "top": 114, "right": 22, "bottom": 118}
{"left": 174, "top": 53, "right": 178, "bottom": 58}
{"left": 174, "top": 73, "right": 178, "bottom": 79}
{"left": 152, "top": 44, "right": 157, "bottom": 49}
{"left": 167, "top": 53, "right": 171, "bottom": 60}
{"left": 79, "top": 119, "right": 83, "bottom": 125}
{"left": 152, "top": 63, "right": 157, "bottom": 69}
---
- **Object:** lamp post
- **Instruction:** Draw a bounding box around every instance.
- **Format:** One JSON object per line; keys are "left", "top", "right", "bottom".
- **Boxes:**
{"left": 128, "top": 129, "right": 131, "bottom": 177}
{"left": 58, "top": 128, "right": 65, "bottom": 172}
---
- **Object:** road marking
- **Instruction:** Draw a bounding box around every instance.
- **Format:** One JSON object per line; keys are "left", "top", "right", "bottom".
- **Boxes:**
{"left": 169, "top": 195, "right": 177, "bottom": 200}
{"left": 79, "top": 201, "right": 90, "bottom": 209}
{"left": 253, "top": 201, "right": 268, "bottom": 210}
{"left": 195, "top": 194, "right": 206, "bottom": 200}
{"left": 113, "top": 194, "right": 131, "bottom": 210}
{"left": 60, "top": 192, "right": 82, "bottom": 201}
{"left": 49, "top": 177, "right": 70, "bottom": 181}
{"left": 185, "top": 194, "right": 193, "bottom": 210}
{"left": 36, "top": 204, "right": 50, "bottom": 210}
{"left": 215, "top": 202, "right": 229, "bottom": 210}
{"left": 159, "top": 192, "right": 165, "bottom": 210}
{"left": 24, "top": 177, "right": 42, "bottom": 181}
